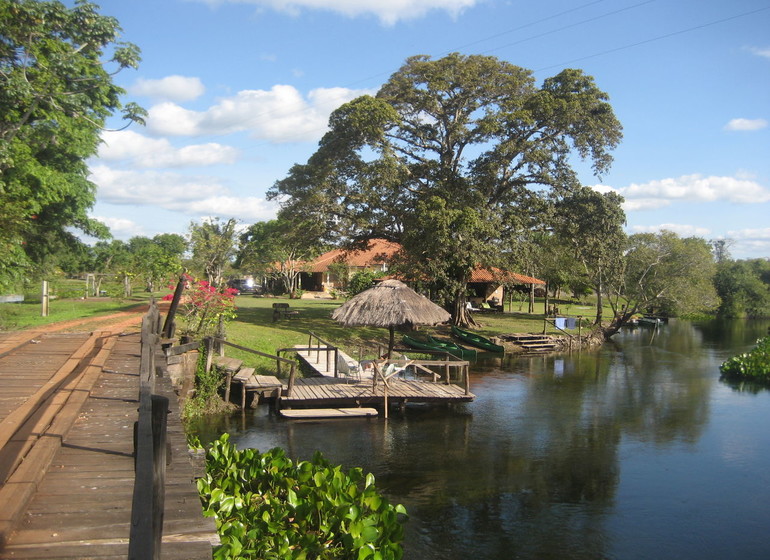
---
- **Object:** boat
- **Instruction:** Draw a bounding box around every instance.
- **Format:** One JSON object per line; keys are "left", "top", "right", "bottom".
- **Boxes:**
{"left": 427, "top": 335, "right": 477, "bottom": 360}
{"left": 451, "top": 325, "right": 505, "bottom": 352}
{"left": 636, "top": 316, "right": 661, "bottom": 327}
{"left": 402, "top": 334, "right": 477, "bottom": 360}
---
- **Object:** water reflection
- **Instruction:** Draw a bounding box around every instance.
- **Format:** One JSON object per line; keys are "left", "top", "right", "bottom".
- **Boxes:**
{"left": 190, "top": 319, "right": 770, "bottom": 560}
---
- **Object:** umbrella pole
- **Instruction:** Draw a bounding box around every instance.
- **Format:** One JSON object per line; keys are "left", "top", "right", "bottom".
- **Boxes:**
{"left": 387, "top": 326, "right": 395, "bottom": 359}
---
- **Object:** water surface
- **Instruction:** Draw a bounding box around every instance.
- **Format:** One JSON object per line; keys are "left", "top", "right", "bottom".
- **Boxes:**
{"left": 193, "top": 319, "right": 770, "bottom": 559}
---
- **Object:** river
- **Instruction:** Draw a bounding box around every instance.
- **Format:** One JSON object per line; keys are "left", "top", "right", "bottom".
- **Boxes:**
{"left": 192, "top": 318, "right": 770, "bottom": 559}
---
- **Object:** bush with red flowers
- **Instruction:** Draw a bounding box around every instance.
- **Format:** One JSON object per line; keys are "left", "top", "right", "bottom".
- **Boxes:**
{"left": 164, "top": 273, "right": 238, "bottom": 337}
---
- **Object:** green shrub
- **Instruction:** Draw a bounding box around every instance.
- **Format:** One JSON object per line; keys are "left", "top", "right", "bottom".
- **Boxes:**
{"left": 182, "top": 346, "right": 232, "bottom": 420}
{"left": 720, "top": 336, "right": 770, "bottom": 382}
{"left": 197, "top": 434, "right": 408, "bottom": 559}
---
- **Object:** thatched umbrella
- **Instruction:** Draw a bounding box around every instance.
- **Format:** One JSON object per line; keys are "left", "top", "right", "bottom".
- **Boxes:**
{"left": 331, "top": 279, "right": 451, "bottom": 357}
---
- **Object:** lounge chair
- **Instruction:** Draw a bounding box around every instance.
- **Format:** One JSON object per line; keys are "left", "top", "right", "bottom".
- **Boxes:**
{"left": 336, "top": 353, "right": 361, "bottom": 382}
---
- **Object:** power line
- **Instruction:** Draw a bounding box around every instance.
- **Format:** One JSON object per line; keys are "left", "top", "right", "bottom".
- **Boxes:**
{"left": 535, "top": 5, "right": 770, "bottom": 71}
{"left": 474, "top": 0, "right": 656, "bottom": 58}
{"left": 343, "top": 0, "right": 627, "bottom": 89}
{"left": 259, "top": 1, "right": 659, "bottom": 144}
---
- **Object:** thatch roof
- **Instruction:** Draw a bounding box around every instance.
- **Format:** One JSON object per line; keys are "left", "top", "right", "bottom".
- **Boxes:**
{"left": 331, "top": 279, "right": 450, "bottom": 328}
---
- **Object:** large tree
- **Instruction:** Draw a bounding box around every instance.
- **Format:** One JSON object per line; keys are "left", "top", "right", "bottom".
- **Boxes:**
{"left": 553, "top": 187, "right": 627, "bottom": 325}
{"left": 128, "top": 235, "right": 186, "bottom": 292}
{"left": 0, "top": 0, "right": 144, "bottom": 289}
{"left": 236, "top": 217, "right": 323, "bottom": 296}
{"left": 603, "top": 231, "right": 719, "bottom": 338}
{"left": 270, "top": 53, "right": 622, "bottom": 325}
{"left": 189, "top": 218, "right": 238, "bottom": 288}
{"left": 714, "top": 258, "right": 770, "bottom": 318}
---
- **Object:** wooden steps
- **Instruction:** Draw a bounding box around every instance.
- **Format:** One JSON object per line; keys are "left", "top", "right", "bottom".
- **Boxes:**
{"left": 500, "top": 333, "right": 557, "bottom": 353}
{"left": 212, "top": 356, "right": 243, "bottom": 402}
{"left": 215, "top": 357, "right": 283, "bottom": 410}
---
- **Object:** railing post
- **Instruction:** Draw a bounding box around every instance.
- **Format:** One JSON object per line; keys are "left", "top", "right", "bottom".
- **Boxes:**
{"left": 130, "top": 301, "right": 166, "bottom": 560}
{"left": 287, "top": 363, "right": 296, "bottom": 397}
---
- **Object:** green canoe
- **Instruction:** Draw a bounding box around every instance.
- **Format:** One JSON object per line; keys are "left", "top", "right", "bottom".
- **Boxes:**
{"left": 451, "top": 325, "right": 505, "bottom": 352}
{"left": 402, "top": 334, "right": 477, "bottom": 360}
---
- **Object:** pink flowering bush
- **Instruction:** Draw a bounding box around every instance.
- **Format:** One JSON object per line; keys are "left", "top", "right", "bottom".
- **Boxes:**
{"left": 164, "top": 273, "right": 238, "bottom": 337}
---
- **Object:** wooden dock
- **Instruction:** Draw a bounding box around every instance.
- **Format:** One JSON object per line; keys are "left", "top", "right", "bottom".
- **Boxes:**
{"left": 288, "top": 342, "right": 475, "bottom": 414}
{"left": 282, "top": 376, "right": 474, "bottom": 408}
{"left": 0, "top": 319, "right": 217, "bottom": 558}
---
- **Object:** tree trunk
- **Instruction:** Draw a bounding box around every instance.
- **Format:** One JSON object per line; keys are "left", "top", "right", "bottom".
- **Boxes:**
{"left": 594, "top": 277, "right": 603, "bottom": 325}
{"left": 600, "top": 310, "right": 635, "bottom": 340}
{"left": 452, "top": 296, "right": 478, "bottom": 328}
{"left": 123, "top": 275, "right": 132, "bottom": 297}
{"left": 528, "top": 283, "right": 535, "bottom": 313}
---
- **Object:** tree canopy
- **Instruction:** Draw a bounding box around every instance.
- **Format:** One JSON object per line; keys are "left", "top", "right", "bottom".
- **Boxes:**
{"left": 189, "top": 218, "right": 238, "bottom": 288}
{"left": 714, "top": 258, "right": 770, "bottom": 318}
{"left": 236, "top": 217, "right": 323, "bottom": 296}
{"left": 554, "top": 186, "right": 626, "bottom": 324}
{"left": 270, "top": 53, "right": 623, "bottom": 324}
{"left": 0, "top": 0, "right": 144, "bottom": 290}
{"left": 601, "top": 231, "right": 719, "bottom": 337}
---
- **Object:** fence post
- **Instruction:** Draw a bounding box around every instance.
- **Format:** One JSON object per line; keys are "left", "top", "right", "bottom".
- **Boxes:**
{"left": 162, "top": 275, "right": 185, "bottom": 339}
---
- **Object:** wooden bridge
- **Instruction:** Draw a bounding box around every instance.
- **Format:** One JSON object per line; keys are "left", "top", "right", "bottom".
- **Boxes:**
{"left": 0, "top": 306, "right": 217, "bottom": 559}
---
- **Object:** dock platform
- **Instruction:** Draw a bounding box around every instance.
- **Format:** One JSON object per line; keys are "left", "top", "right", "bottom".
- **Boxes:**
{"left": 280, "top": 408, "right": 378, "bottom": 419}
{"left": 282, "top": 376, "right": 474, "bottom": 409}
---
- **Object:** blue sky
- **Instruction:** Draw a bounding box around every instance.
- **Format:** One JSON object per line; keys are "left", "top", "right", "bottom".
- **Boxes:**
{"left": 89, "top": 0, "right": 770, "bottom": 259}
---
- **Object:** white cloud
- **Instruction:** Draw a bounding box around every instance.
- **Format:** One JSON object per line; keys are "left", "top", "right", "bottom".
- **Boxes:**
{"left": 90, "top": 165, "right": 228, "bottom": 205}
{"left": 145, "top": 85, "right": 373, "bottom": 142}
{"left": 89, "top": 165, "right": 277, "bottom": 221}
{"left": 130, "top": 75, "right": 206, "bottom": 102}
{"left": 725, "top": 227, "right": 770, "bottom": 259}
{"left": 593, "top": 174, "right": 770, "bottom": 211}
{"left": 183, "top": 196, "right": 277, "bottom": 220}
{"left": 193, "top": 0, "right": 477, "bottom": 24}
{"left": 724, "top": 118, "right": 768, "bottom": 132}
{"left": 98, "top": 130, "right": 239, "bottom": 168}
{"left": 629, "top": 223, "right": 712, "bottom": 237}
{"left": 92, "top": 216, "right": 146, "bottom": 238}
{"left": 747, "top": 46, "right": 770, "bottom": 59}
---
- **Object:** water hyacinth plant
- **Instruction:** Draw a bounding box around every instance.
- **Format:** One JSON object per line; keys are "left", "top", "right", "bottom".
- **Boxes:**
{"left": 197, "top": 434, "right": 408, "bottom": 559}
{"left": 720, "top": 336, "right": 770, "bottom": 383}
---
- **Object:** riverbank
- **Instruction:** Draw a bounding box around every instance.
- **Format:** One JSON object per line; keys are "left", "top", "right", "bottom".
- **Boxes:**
{"left": 223, "top": 295, "right": 597, "bottom": 364}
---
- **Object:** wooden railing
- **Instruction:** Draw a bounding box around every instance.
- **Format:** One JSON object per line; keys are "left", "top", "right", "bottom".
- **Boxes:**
{"left": 212, "top": 337, "right": 297, "bottom": 395}
{"left": 128, "top": 300, "right": 169, "bottom": 560}
{"left": 277, "top": 332, "right": 342, "bottom": 397}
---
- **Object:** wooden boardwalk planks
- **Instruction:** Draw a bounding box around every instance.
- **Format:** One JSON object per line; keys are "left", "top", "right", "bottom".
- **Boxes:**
{"left": 0, "top": 331, "right": 217, "bottom": 559}
{"left": 281, "top": 377, "right": 473, "bottom": 408}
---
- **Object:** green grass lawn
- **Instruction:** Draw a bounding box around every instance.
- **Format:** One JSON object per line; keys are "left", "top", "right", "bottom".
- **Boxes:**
{"left": 222, "top": 295, "right": 602, "bottom": 372}
{"left": 1, "top": 288, "right": 607, "bottom": 371}
{"left": 0, "top": 295, "right": 153, "bottom": 331}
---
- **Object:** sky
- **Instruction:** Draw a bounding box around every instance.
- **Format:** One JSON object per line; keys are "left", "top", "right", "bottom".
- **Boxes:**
{"left": 87, "top": 0, "right": 770, "bottom": 259}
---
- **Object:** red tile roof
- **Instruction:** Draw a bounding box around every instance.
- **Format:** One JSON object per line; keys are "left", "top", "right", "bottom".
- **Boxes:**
{"left": 470, "top": 267, "right": 546, "bottom": 285}
{"left": 309, "top": 239, "right": 401, "bottom": 272}
{"left": 309, "top": 240, "right": 545, "bottom": 285}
